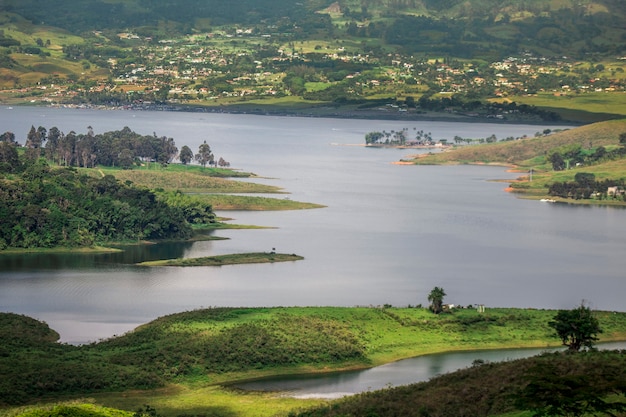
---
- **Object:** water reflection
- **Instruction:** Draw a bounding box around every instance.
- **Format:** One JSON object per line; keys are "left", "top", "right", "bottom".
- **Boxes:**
{"left": 2, "top": 107, "right": 626, "bottom": 345}
{"left": 234, "top": 342, "right": 626, "bottom": 398}
{"left": 0, "top": 239, "right": 200, "bottom": 270}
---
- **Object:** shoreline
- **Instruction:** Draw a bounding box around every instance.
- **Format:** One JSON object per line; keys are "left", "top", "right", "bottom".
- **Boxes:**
{"left": 12, "top": 102, "right": 583, "bottom": 126}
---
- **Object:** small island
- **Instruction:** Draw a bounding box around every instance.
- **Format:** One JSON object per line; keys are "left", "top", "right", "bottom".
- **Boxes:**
{"left": 137, "top": 252, "right": 304, "bottom": 266}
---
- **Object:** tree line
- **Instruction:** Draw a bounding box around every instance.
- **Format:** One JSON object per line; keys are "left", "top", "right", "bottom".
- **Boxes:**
{"left": 0, "top": 126, "right": 225, "bottom": 249}
{"left": 548, "top": 174, "right": 625, "bottom": 201}
{"left": 0, "top": 126, "right": 229, "bottom": 173}
{"left": 548, "top": 134, "right": 626, "bottom": 172}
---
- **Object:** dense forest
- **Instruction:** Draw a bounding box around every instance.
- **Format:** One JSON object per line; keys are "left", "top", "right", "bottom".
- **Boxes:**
{"left": 0, "top": 162, "right": 204, "bottom": 249}
{"left": 0, "top": 127, "right": 216, "bottom": 249}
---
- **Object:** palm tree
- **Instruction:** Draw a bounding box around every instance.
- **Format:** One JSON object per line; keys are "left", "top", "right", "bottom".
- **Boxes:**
{"left": 428, "top": 286, "right": 446, "bottom": 314}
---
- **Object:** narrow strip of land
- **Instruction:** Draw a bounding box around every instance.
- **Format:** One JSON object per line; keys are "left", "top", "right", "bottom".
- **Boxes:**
{"left": 137, "top": 252, "right": 303, "bottom": 266}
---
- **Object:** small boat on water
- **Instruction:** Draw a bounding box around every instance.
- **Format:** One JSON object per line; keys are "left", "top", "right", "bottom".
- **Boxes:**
{"left": 540, "top": 198, "right": 556, "bottom": 203}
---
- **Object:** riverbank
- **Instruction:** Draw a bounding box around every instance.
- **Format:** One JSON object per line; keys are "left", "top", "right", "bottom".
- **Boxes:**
{"left": 2, "top": 307, "right": 626, "bottom": 417}
{"left": 35, "top": 102, "right": 582, "bottom": 126}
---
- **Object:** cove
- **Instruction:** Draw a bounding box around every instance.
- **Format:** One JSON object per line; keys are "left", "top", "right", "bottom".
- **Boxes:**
{"left": 2, "top": 107, "right": 626, "bottom": 345}
{"left": 233, "top": 341, "right": 626, "bottom": 398}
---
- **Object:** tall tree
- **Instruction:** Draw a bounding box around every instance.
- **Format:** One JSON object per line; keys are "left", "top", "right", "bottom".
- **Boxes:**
{"left": 549, "top": 302, "right": 602, "bottom": 351}
{"left": 45, "top": 127, "right": 62, "bottom": 163}
{"left": 195, "top": 140, "right": 213, "bottom": 168}
{"left": 25, "top": 125, "right": 44, "bottom": 162}
{"left": 0, "top": 131, "right": 17, "bottom": 145}
{"left": 179, "top": 145, "right": 193, "bottom": 165}
{"left": 0, "top": 142, "right": 19, "bottom": 173}
{"left": 427, "top": 286, "right": 446, "bottom": 314}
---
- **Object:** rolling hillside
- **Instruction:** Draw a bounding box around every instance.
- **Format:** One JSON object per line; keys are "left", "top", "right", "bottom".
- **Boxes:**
{"left": 0, "top": 0, "right": 624, "bottom": 117}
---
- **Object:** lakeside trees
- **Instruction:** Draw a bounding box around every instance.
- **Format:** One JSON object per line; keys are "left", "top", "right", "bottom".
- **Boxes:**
{"left": 0, "top": 125, "right": 227, "bottom": 249}
{"left": 3, "top": 126, "right": 181, "bottom": 169}
{"left": 1, "top": 126, "right": 228, "bottom": 171}
{"left": 0, "top": 163, "right": 205, "bottom": 249}
{"left": 195, "top": 140, "right": 214, "bottom": 168}
{"left": 549, "top": 303, "right": 602, "bottom": 352}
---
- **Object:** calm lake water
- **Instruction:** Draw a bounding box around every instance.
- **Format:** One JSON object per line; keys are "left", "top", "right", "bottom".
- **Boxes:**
{"left": 233, "top": 341, "right": 626, "bottom": 398}
{"left": 1, "top": 107, "right": 624, "bottom": 345}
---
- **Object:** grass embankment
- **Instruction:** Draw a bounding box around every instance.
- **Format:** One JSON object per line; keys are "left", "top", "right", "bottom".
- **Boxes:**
{"left": 406, "top": 118, "right": 626, "bottom": 203}
{"left": 137, "top": 252, "right": 303, "bottom": 266}
{"left": 87, "top": 165, "right": 324, "bottom": 211}
{"left": 491, "top": 92, "right": 626, "bottom": 124}
{"left": 2, "top": 307, "right": 626, "bottom": 417}
{"left": 90, "top": 165, "right": 279, "bottom": 194}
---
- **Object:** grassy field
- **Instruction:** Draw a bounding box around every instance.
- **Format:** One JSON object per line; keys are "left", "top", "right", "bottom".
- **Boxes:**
{"left": 82, "top": 164, "right": 325, "bottom": 211}
{"left": 491, "top": 92, "right": 626, "bottom": 123}
{"left": 89, "top": 165, "right": 281, "bottom": 194}
{"left": 192, "top": 194, "right": 325, "bottom": 210}
{"left": 2, "top": 307, "right": 626, "bottom": 417}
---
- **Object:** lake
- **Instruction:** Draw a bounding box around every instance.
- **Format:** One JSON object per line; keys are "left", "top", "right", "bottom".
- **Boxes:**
{"left": 233, "top": 341, "right": 626, "bottom": 398}
{"left": 1, "top": 106, "right": 625, "bottom": 345}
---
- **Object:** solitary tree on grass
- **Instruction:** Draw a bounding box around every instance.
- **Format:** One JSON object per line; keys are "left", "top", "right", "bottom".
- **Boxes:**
{"left": 549, "top": 302, "right": 602, "bottom": 352}
{"left": 428, "top": 286, "right": 446, "bottom": 314}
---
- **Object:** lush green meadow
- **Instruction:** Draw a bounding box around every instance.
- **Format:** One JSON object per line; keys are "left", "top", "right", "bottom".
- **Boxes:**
{"left": 2, "top": 307, "right": 626, "bottom": 417}
{"left": 493, "top": 92, "right": 626, "bottom": 123}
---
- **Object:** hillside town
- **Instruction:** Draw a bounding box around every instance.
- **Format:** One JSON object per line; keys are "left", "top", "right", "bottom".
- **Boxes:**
{"left": 4, "top": 28, "right": 625, "bottom": 115}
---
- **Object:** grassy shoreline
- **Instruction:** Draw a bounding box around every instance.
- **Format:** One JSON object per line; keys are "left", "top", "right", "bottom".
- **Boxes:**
{"left": 137, "top": 252, "right": 303, "bottom": 266}
{"left": 2, "top": 307, "right": 626, "bottom": 417}
{"left": 405, "top": 118, "right": 626, "bottom": 206}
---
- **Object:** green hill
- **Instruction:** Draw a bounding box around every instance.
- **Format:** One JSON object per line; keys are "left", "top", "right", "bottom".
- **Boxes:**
{"left": 0, "top": 0, "right": 624, "bottom": 119}
{"left": 409, "top": 119, "right": 626, "bottom": 166}
{"left": 2, "top": 0, "right": 624, "bottom": 58}
{"left": 2, "top": 307, "right": 626, "bottom": 416}
{"left": 407, "top": 119, "right": 626, "bottom": 203}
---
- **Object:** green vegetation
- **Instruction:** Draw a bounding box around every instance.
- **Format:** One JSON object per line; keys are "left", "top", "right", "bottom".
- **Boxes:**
{"left": 137, "top": 252, "right": 303, "bottom": 266}
{"left": 292, "top": 350, "right": 626, "bottom": 417}
{"left": 0, "top": 124, "right": 323, "bottom": 250}
{"left": 428, "top": 286, "right": 447, "bottom": 314}
{"left": 191, "top": 194, "right": 325, "bottom": 211}
{"left": 492, "top": 92, "right": 626, "bottom": 124}
{"left": 1, "top": 307, "right": 626, "bottom": 416}
{"left": 1, "top": 1, "right": 625, "bottom": 123}
{"left": 406, "top": 119, "right": 626, "bottom": 205}
{"left": 97, "top": 169, "right": 280, "bottom": 194}
{"left": 549, "top": 303, "right": 603, "bottom": 352}
{"left": 0, "top": 160, "right": 200, "bottom": 249}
